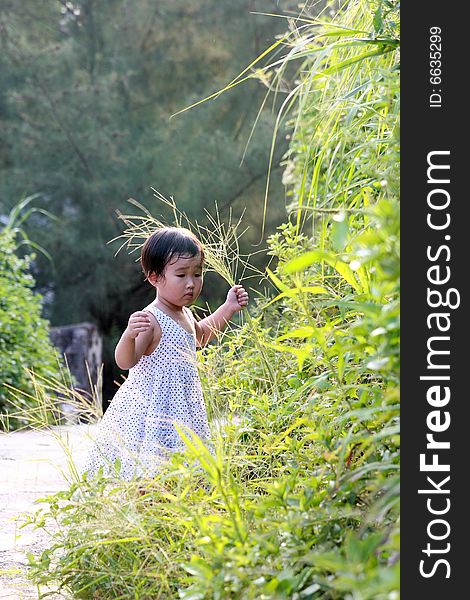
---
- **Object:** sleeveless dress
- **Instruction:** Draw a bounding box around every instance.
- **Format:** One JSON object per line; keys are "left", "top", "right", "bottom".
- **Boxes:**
{"left": 82, "top": 306, "right": 210, "bottom": 480}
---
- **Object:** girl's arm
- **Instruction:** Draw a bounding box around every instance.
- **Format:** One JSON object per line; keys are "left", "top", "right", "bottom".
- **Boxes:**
{"left": 115, "top": 311, "right": 159, "bottom": 370}
{"left": 194, "top": 284, "right": 249, "bottom": 347}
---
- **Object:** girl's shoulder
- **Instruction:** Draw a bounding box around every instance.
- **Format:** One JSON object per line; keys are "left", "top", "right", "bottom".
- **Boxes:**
{"left": 141, "top": 305, "right": 163, "bottom": 356}
{"left": 143, "top": 304, "right": 162, "bottom": 326}
{"left": 182, "top": 305, "right": 196, "bottom": 321}
{"left": 135, "top": 304, "right": 160, "bottom": 335}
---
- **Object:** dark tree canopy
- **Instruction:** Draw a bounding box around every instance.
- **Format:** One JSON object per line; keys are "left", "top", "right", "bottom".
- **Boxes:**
{"left": 0, "top": 0, "right": 294, "bottom": 398}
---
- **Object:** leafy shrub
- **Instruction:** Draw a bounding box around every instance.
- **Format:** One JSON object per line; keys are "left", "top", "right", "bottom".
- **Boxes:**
{"left": 0, "top": 226, "right": 63, "bottom": 430}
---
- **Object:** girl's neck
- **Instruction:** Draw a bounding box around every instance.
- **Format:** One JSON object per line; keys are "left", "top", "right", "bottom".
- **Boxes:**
{"left": 154, "top": 295, "right": 183, "bottom": 315}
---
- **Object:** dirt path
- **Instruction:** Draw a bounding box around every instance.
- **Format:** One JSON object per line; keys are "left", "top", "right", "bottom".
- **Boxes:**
{"left": 0, "top": 425, "right": 95, "bottom": 599}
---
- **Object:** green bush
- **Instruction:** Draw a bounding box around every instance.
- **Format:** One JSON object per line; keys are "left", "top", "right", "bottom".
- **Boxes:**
{"left": 0, "top": 227, "right": 63, "bottom": 430}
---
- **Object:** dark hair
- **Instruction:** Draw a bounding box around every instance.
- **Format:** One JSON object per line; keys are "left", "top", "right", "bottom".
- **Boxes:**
{"left": 140, "top": 227, "right": 204, "bottom": 278}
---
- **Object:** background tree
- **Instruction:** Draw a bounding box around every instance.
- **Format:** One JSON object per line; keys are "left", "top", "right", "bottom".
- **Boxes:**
{"left": 0, "top": 0, "right": 297, "bottom": 398}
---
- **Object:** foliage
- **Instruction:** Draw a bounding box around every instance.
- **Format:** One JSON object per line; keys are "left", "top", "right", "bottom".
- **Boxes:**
{"left": 22, "top": 0, "right": 400, "bottom": 597}
{"left": 0, "top": 219, "right": 63, "bottom": 431}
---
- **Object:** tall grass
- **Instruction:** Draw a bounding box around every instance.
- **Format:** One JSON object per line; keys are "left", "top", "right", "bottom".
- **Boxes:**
{"left": 20, "top": 1, "right": 399, "bottom": 598}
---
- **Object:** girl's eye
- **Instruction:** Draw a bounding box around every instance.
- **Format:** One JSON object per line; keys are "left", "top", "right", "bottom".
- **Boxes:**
{"left": 195, "top": 273, "right": 202, "bottom": 278}
{"left": 176, "top": 274, "right": 185, "bottom": 278}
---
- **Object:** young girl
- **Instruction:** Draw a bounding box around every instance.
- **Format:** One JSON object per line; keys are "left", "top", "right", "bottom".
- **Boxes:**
{"left": 83, "top": 226, "right": 248, "bottom": 480}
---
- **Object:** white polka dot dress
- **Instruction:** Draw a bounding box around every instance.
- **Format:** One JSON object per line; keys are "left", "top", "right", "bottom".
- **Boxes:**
{"left": 82, "top": 306, "right": 210, "bottom": 480}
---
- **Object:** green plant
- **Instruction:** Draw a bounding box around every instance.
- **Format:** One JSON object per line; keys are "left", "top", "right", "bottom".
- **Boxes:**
{"left": 0, "top": 201, "right": 63, "bottom": 430}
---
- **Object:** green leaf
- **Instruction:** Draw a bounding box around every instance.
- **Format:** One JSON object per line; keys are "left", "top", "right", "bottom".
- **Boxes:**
{"left": 276, "top": 326, "right": 316, "bottom": 341}
{"left": 283, "top": 252, "right": 319, "bottom": 273}
{"left": 183, "top": 557, "right": 214, "bottom": 581}
{"left": 331, "top": 214, "right": 349, "bottom": 252}
{"left": 373, "top": 4, "right": 383, "bottom": 34}
{"left": 313, "top": 47, "right": 395, "bottom": 80}
{"left": 332, "top": 260, "right": 362, "bottom": 292}
{"left": 264, "top": 286, "right": 328, "bottom": 307}
{"left": 266, "top": 267, "right": 289, "bottom": 292}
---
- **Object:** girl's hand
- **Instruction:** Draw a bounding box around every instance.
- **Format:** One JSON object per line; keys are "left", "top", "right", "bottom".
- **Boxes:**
{"left": 225, "top": 284, "right": 249, "bottom": 314}
{"left": 124, "top": 311, "right": 152, "bottom": 339}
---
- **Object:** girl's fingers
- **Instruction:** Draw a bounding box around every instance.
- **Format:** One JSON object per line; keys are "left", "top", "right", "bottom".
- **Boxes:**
{"left": 229, "top": 285, "right": 249, "bottom": 308}
{"left": 130, "top": 312, "right": 151, "bottom": 321}
{"left": 237, "top": 291, "right": 249, "bottom": 305}
{"left": 129, "top": 315, "right": 151, "bottom": 330}
{"left": 130, "top": 311, "right": 151, "bottom": 321}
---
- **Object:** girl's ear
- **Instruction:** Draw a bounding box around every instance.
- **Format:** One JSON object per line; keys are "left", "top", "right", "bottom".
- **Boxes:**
{"left": 147, "top": 272, "right": 159, "bottom": 287}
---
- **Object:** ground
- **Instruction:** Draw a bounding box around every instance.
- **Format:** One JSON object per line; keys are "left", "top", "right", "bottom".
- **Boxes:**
{"left": 0, "top": 424, "right": 94, "bottom": 599}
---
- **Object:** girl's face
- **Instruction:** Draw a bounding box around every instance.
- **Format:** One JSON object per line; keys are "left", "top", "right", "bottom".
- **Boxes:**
{"left": 154, "top": 253, "right": 204, "bottom": 307}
